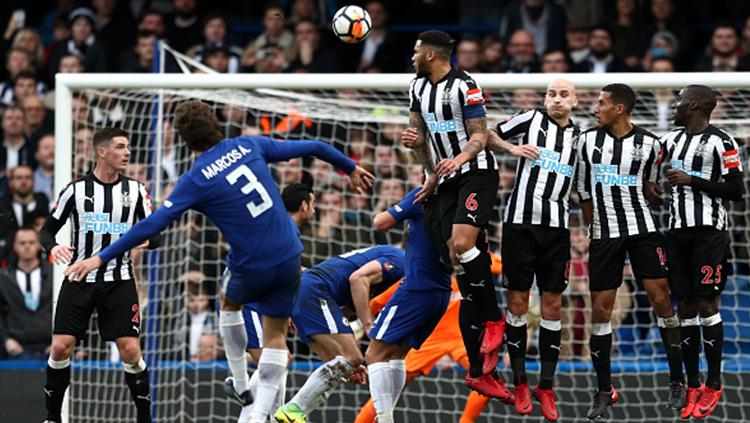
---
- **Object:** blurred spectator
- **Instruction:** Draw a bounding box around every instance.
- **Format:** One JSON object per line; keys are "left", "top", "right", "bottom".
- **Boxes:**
{"left": 348, "top": 129, "right": 375, "bottom": 171}
{"left": 137, "top": 9, "right": 167, "bottom": 39}
{"left": 610, "top": 0, "right": 644, "bottom": 69}
{"left": 505, "top": 29, "right": 539, "bottom": 73}
{"left": 315, "top": 189, "right": 344, "bottom": 241}
{"left": 197, "top": 333, "right": 223, "bottom": 361}
{"left": 742, "top": 16, "right": 750, "bottom": 55}
{"left": 202, "top": 44, "right": 231, "bottom": 73}
{"left": 92, "top": 0, "right": 136, "bottom": 71}
{"left": 121, "top": 31, "right": 157, "bottom": 73}
{"left": 287, "top": 18, "right": 338, "bottom": 73}
{"left": 640, "top": 0, "right": 690, "bottom": 67}
{"left": 166, "top": 0, "right": 203, "bottom": 53}
{"left": 354, "top": 0, "right": 403, "bottom": 72}
{"left": 406, "top": 165, "right": 423, "bottom": 190}
{"left": 22, "top": 96, "right": 52, "bottom": 144}
{"left": 540, "top": 48, "right": 571, "bottom": 73}
{"left": 310, "top": 159, "right": 341, "bottom": 189}
{"left": 189, "top": 12, "right": 243, "bottom": 73}
{"left": 565, "top": 24, "right": 590, "bottom": 65}
{"left": 500, "top": 0, "right": 567, "bottom": 55}
{"left": 288, "top": 0, "right": 324, "bottom": 27}
{"left": 90, "top": 93, "right": 124, "bottom": 127}
{"left": 1, "top": 166, "right": 48, "bottom": 228}
{"left": 0, "top": 49, "right": 34, "bottom": 107}
{"left": 182, "top": 276, "right": 217, "bottom": 361}
{"left": 640, "top": 30, "right": 679, "bottom": 71}
{"left": 480, "top": 34, "right": 505, "bottom": 72}
{"left": 695, "top": 23, "right": 749, "bottom": 72}
{"left": 41, "top": 16, "right": 73, "bottom": 65}
{"left": 1, "top": 107, "right": 36, "bottom": 170}
{"left": 274, "top": 158, "right": 303, "bottom": 186}
{"left": 374, "top": 145, "right": 403, "bottom": 179}
{"left": 58, "top": 52, "right": 84, "bottom": 74}
{"left": 33, "top": 134, "right": 54, "bottom": 204}
{"left": 48, "top": 7, "right": 107, "bottom": 78}
{"left": 73, "top": 127, "right": 94, "bottom": 177}
{"left": 649, "top": 56, "right": 674, "bottom": 73}
{"left": 10, "top": 29, "right": 45, "bottom": 73}
{"left": 647, "top": 57, "right": 675, "bottom": 131}
{"left": 0, "top": 227, "right": 53, "bottom": 359}
{"left": 573, "top": 26, "right": 631, "bottom": 73}
{"left": 243, "top": 5, "right": 297, "bottom": 73}
{"left": 455, "top": 38, "right": 482, "bottom": 73}
{"left": 561, "top": 223, "right": 589, "bottom": 358}
{"left": 373, "top": 178, "right": 405, "bottom": 213}
{"left": 511, "top": 88, "right": 541, "bottom": 110}
{"left": 2, "top": 70, "right": 45, "bottom": 108}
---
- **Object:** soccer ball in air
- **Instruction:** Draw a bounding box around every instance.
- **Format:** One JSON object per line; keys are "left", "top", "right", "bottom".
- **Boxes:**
{"left": 332, "top": 5, "right": 372, "bottom": 44}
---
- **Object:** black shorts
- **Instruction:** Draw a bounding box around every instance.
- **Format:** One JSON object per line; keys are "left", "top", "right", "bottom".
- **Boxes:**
{"left": 435, "top": 170, "right": 499, "bottom": 243}
{"left": 666, "top": 227, "right": 729, "bottom": 300}
{"left": 54, "top": 279, "right": 141, "bottom": 341}
{"left": 589, "top": 232, "right": 668, "bottom": 292}
{"left": 501, "top": 223, "right": 571, "bottom": 293}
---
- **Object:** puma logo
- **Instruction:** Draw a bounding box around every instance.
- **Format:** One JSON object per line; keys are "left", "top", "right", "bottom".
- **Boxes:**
{"left": 592, "top": 146, "right": 603, "bottom": 155}
{"left": 704, "top": 338, "right": 715, "bottom": 347}
{"left": 591, "top": 350, "right": 601, "bottom": 358}
{"left": 670, "top": 343, "right": 682, "bottom": 349}
{"left": 467, "top": 213, "right": 478, "bottom": 223}
{"left": 80, "top": 195, "right": 95, "bottom": 204}
{"left": 132, "top": 325, "right": 140, "bottom": 335}
{"left": 539, "top": 128, "right": 548, "bottom": 138}
{"left": 464, "top": 294, "right": 473, "bottom": 302}
{"left": 43, "top": 388, "right": 53, "bottom": 397}
{"left": 681, "top": 337, "right": 691, "bottom": 347}
{"left": 507, "top": 340, "right": 521, "bottom": 349}
{"left": 550, "top": 345, "right": 561, "bottom": 351}
{"left": 136, "top": 394, "right": 151, "bottom": 402}
{"left": 469, "top": 279, "right": 485, "bottom": 287}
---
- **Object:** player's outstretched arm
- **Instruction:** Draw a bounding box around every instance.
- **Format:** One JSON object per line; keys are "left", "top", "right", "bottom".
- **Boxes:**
{"left": 349, "top": 260, "right": 385, "bottom": 334}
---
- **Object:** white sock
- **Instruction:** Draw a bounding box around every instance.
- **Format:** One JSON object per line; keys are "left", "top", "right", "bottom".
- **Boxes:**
{"left": 271, "top": 369, "right": 288, "bottom": 419}
{"left": 248, "top": 370, "right": 260, "bottom": 400}
{"left": 368, "top": 362, "right": 394, "bottom": 423}
{"left": 388, "top": 359, "right": 406, "bottom": 408}
{"left": 220, "top": 310, "right": 249, "bottom": 393}
{"left": 248, "top": 348, "right": 288, "bottom": 422}
{"left": 290, "top": 356, "right": 354, "bottom": 413}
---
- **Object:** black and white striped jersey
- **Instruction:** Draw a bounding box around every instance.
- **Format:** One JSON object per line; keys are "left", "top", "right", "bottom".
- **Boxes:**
{"left": 496, "top": 110, "right": 580, "bottom": 228}
{"left": 50, "top": 173, "right": 152, "bottom": 283}
{"left": 576, "top": 125, "right": 661, "bottom": 239}
{"left": 409, "top": 68, "right": 496, "bottom": 184}
{"left": 662, "top": 125, "right": 743, "bottom": 231}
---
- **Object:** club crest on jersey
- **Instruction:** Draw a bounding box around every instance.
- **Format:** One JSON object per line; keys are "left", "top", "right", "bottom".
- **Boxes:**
{"left": 630, "top": 144, "right": 644, "bottom": 162}
{"left": 441, "top": 87, "right": 452, "bottom": 105}
{"left": 383, "top": 262, "right": 394, "bottom": 271}
{"left": 694, "top": 142, "right": 709, "bottom": 156}
{"left": 120, "top": 193, "right": 132, "bottom": 208}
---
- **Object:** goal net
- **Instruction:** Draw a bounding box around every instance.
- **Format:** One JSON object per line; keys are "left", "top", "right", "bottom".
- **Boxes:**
{"left": 54, "top": 72, "right": 750, "bottom": 422}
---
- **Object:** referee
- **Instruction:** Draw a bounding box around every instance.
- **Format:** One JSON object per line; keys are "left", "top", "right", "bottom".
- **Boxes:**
{"left": 39, "top": 128, "right": 160, "bottom": 423}
{"left": 401, "top": 30, "right": 510, "bottom": 401}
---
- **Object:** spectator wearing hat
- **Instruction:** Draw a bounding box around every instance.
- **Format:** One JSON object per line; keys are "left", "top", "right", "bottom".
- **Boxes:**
{"left": 188, "top": 12, "right": 243, "bottom": 73}
{"left": 47, "top": 7, "right": 107, "bottom": 79}
{"left": 202, "top": 44, "right": 232, "bottom": 73}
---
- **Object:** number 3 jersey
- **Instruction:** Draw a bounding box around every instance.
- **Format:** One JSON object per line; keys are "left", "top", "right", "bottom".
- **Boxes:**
{"left": 98, "top": 136, "right": 356, "bottom": 272}
{"left": 496, "top": 110, "right": 580, "bottom": 229}
{"left": 661, "top": 125, "right": 743, "bottom": 231}
{"left": 576, "top": 125, "right": 662, "bottom": 239}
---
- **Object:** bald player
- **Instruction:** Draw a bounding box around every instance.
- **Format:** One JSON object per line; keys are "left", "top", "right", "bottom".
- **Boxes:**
{"left": 486, "top": 79, "right": 580, "bottom": 421}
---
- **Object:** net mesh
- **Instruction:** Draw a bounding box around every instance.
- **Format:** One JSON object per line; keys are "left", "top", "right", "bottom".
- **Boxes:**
{"left": 62, "top": 82, "right": 750, "bottom": 422}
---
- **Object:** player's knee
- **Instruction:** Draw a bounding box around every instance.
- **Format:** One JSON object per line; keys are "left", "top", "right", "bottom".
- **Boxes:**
{"left": 591, "top": 302, "right": 612, "bottom": 322}
{"left": 697, "top": 296, "right": 720, "bottom": 317}
{"left": 50, "top": 339, "right": 73, "bottom": 360}
{"left": 117, "top": 340, "right": 142, "bottom": 363}
{"left": 678, "top": 298, "right": 698, "bottom": 318}
{"left": 507, "top": 293, "right": 529, "bottom": 316}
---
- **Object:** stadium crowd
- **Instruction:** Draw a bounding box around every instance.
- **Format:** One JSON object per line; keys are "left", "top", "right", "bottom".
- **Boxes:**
{"left": 0, "top": 0, "right": 749, "bottom": 367}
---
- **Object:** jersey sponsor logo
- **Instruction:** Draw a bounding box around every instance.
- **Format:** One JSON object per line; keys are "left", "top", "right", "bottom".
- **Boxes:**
{"left": 593, "top": 164, "right": 638, "bottom": 186}
{"left": 530, "top": 148, "right": 574, "bottom": 177}
{"left": 466, "top": 88, "right": 484, "bottom": 105}
{"left": 83, "top": 212, "right": 131, "bottom": 234}
{"left": 201, "top": 145, "right": 253, "bottom": 180}
{"left": 424, "top": 112, "right": 457, "bottom": 134}
{"left": 722, "top": 149, "right": 740, "bottom": 169}
{"left": 670, "top": 160, "right": 702, "bottom": 177}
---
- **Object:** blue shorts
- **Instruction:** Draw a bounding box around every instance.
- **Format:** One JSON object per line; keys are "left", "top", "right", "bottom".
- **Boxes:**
{"left": 222, "top": 255, "right": 301, "bottom": 318}
{"left": 292, "top": 273, "right": 352, "bottom": 344}
{"left": 369, "top": 288, "right": 450, "bottom": 349}
{"left": 242, "top": 304, "right": 264, "bottom": 349}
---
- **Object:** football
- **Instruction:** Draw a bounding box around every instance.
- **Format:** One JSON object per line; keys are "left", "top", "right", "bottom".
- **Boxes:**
{"left": 332, "top": 5, "right": 372, "bottom": 44}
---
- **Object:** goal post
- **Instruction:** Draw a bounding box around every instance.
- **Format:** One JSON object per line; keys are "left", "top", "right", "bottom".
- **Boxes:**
{"left": 53, "top": 72, "right": 750, "bottom": 422}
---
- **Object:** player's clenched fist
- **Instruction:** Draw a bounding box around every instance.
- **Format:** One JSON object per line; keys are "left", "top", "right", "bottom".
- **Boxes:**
{"left": 401, "top": 127, "right": 421, "bottom": 148}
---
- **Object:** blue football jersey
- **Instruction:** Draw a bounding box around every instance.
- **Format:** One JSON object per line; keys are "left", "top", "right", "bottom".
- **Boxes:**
{"left": 387, "top": 188, "right": 452, "bottom": 291}
{"left": 98, "top": 136, "right": 355, "bottom": 271}
{"left": 305, "top": 245, "right": 405, "bottom": 309}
